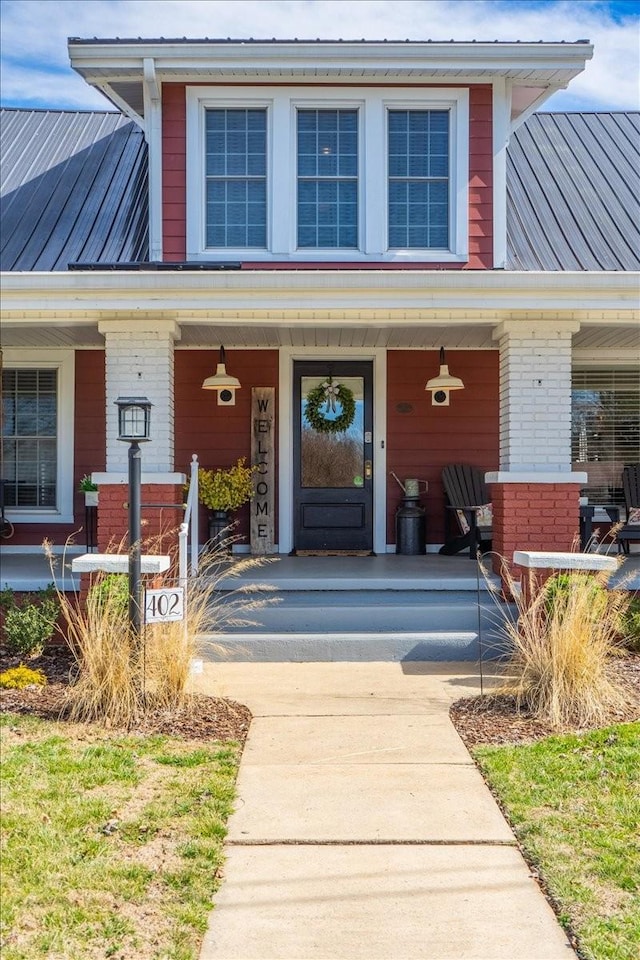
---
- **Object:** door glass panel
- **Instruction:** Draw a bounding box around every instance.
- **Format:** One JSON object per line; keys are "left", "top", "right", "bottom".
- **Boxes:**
{"left": 301, "top": 376, "right": 364, "bottom": 488}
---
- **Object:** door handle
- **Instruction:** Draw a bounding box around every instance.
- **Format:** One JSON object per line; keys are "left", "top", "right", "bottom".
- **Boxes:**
{"left": 364, "top": 460, "right": 372, "bottom": 479}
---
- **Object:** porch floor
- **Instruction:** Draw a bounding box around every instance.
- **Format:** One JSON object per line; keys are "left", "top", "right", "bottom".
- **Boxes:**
{"left": 1, "top": 547, "right": 638, "bottom": 593}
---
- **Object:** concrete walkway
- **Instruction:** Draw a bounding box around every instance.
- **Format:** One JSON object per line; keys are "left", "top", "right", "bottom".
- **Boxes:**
{"left": 194, "top": 662, "right": 575, "bottom": 960}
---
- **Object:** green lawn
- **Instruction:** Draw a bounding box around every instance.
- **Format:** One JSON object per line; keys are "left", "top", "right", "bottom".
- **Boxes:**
{"left": 474, "top": 722, "right": 640, "bottom": 960}
{"left": 0, "top": 713, "right": 241, "bottom": 960}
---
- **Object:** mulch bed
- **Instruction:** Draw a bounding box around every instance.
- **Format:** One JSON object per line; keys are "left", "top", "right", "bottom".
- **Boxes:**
{"left": 2, "top": 646, "right": 639, "bottom": 749}
{"left": 0, "top": 647, "right": 252, "bottom": 744}
{"left": 450, "top": 653, "right": 640, "bottom": 747}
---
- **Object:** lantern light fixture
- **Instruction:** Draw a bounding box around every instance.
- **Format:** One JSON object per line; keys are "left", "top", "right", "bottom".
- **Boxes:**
{"left": 202, "top": 346, "right": 242, "bottom": 395}
{"left": 425, "top": 347, "right": 464, "bottom": 405}
{"left": 115, "top": 397, "right": 152, "bottom": 442}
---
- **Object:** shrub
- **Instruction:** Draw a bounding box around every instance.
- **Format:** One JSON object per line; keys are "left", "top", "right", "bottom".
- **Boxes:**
{"left": 0, "top": 587, "right": 15, "bottom": 612}
{"left": 490, "top": 560, "right": 631, "bottom": 729}
{"left": 619, "top": 596, "right": 640, "bottom": 652}
{"left": 2, "top": 589, "right": 60, "bottom": 657}
{"left": 88, "top": 573, "right": 129, "bottom": 619}
{"left": 197, "top": 458, "right": 255, "bottom": 512}
{"left": 0, "top": 665, "right": 47, "bottom": 689}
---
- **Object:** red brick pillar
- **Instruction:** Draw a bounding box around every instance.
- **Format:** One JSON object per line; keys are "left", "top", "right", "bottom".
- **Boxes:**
{"left": 97, "top": 482, "right": 185, "bottom": 558}
{"left": 491, "top": 481, "right": 581, "bottom": 576}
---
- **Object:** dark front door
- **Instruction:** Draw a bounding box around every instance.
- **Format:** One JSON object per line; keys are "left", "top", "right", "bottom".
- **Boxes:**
{"left": 293, "top": 360, "right": 373, "bottom": 552}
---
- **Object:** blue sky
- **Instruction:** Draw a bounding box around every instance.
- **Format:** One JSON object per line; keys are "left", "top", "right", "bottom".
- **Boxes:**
{"left": 1, "top": 0, "right": 639, "bottom": 111}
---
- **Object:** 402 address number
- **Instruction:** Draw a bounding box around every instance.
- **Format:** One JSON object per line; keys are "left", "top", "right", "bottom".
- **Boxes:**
{"left": 145, "top": 587, "right": 185, "bottom": 623}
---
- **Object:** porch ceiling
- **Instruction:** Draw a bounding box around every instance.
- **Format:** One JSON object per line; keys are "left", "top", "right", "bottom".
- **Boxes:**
{"left": 1, "top": 320, "right": 638, "bottom": 355}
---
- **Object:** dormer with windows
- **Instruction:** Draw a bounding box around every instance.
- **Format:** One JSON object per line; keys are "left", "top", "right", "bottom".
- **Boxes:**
{"left": 69, "top": 38, "right": 593, "bottom": 269}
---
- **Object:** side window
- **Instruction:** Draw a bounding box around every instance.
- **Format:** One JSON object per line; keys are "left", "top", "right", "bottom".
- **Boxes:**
{"left": 297, "top": 109, "right": 358, "bottom": 249}
{"left": 1, "top": 369, "right": 58, "bottom": 509}
{"left": 388, "top": 109, "right": 449, "bottom": 250}
{"left": 572, "top": 368, "right": 640, "bottom": 505}
{"left": 205, "top": 108, "right": 267, "bottom": 248}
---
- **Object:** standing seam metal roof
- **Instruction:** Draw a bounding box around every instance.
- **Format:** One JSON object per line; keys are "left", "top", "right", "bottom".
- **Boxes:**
{"left": 506, "top": 112, "right": 640, "bottom": 271}
{"left": 0, "top": 109, "right": 148, "bottom": 271}
{"left": 1, "top": 107, "right": 638, "bottom": 272}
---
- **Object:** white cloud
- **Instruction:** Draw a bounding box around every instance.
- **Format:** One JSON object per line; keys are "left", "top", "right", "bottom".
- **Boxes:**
{"left": 0, "top": 0, "right": 638, "bottom": 111}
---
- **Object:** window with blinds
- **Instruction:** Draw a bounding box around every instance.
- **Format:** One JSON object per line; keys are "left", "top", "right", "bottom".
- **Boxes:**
{"left": 572, "top": 368, "right": 640, "bottom": 505}
{"left": 1, "top": 369, "right": 58, "bottom": 509}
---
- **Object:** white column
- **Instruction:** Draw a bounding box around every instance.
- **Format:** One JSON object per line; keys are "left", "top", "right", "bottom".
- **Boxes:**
{"left": 490, "top": 319, "right": 583, "bottom": 479}
{"left": 99, "top": 319, "right": 181, "bottom": 474}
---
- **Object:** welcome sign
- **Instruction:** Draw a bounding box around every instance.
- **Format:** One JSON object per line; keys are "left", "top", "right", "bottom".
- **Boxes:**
{"left": 250, "top": 387, "right": 276, "bottom": 555}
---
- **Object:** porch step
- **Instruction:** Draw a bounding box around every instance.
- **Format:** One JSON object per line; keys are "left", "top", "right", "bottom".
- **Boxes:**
{"left": 198, "top": 631, "right": 490, "bottom": 662}
{"left": 201, "top": 589, "right": 512, "bottom": 662}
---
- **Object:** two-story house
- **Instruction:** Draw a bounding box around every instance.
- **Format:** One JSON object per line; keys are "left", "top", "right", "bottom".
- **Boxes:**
{"left": 1, "top": 38, "right": 639, "bottom": 565}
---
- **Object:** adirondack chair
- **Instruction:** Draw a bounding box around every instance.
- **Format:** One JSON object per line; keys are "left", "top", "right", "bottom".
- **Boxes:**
{"left": 439, "top": 464, "right": 493, "bottom": 559}
{"left": 617, "top": 464, "right": 640, "bottom": 554}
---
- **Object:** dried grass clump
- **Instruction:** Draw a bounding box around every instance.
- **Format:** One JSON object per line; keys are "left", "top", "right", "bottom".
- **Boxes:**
{"left": 47, "top": 535, "right": 277, "bottom": 728}
{"left": 494, "top": 561, "right": 632, "bottom": 729}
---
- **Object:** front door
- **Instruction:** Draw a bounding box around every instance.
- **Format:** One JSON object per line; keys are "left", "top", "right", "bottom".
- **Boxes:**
{"left": 293, "top": 360, "right": 373, "bottom": 552}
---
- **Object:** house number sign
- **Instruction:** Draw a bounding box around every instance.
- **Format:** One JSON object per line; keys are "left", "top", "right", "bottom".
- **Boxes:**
{"left": 144, "top": 587, "right": 185, "bottom": 623}
{"left": 251, "top": 387, "right": 275, "bottom": 555}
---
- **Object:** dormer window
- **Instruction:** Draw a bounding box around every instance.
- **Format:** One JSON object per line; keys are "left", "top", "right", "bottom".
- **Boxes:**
{"left": 388, "top": 110, "right": 449, "bottom": 250}
{"left": 297, "top": 109, "right": 358, "bottom": 250}
{"left": 187, "top": 86, "right": 468, "bottom": 262}
{"left": 205, "top": 108, "right": 267, "bottom": 248}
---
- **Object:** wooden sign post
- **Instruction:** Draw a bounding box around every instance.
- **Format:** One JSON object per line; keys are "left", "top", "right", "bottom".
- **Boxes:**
{"left": 251, "top": 387, "right": 276, "bottom": 555}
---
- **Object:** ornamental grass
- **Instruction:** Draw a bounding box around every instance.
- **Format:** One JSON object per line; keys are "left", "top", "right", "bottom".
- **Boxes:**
{"left": 45, "top": 535, "right": 276, "bottom": 728}
{"left": 491, "top": 558, "right": 633, "bottom": 729}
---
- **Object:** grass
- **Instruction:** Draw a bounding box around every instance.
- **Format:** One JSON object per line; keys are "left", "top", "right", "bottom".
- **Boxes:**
{"left": 0, "top": 712, "right": 241, "bottom": 959}
{"left": 474, "top": 722, "right": 640, "bottom": 960}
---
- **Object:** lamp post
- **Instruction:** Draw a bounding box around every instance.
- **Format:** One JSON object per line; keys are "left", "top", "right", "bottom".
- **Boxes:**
{"left": 115, "top": 397, "right": 152, "bottom": 638}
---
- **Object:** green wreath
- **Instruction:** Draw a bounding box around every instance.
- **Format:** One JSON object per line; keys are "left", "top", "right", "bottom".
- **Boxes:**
{"left": 304, "top": 378, "right": 356, "bottom": 434}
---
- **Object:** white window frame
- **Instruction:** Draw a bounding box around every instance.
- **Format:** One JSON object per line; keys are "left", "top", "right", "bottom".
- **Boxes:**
{"left": 186, "top": 86, "right": 469, "bottom": 263}
{"left": 2, "top": 350, "right": 75, "bottom": 524}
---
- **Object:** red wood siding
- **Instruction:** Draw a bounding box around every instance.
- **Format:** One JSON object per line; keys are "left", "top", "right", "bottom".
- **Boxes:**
{"left": 174, "top": 349, "right": 279, "bottom": 544}
{"left": 162, "top": 84, "right": 187, "bottom": 261}
{"left": 386, "top": 350, "right": 499, "bottom": 544}
{"left": 8, "top": 351, "right": 106, "bottom": 548}
{"left": 161, "top": 83, "right": 492, "bottom": 268}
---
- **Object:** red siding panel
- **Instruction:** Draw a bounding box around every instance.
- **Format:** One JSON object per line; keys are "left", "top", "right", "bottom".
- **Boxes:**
{"left": 162, "top": 84, "right": 187, "bottom": 260}
{"left": 386, "top": 350, "right": 499, "bottom": 544}
{"left": 174, "top": 350, "right": 279, "bottom": 544}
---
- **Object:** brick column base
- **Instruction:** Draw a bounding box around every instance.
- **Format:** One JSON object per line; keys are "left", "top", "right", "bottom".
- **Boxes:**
{"left": 491, "top": 482, "right": 581, "bottom": 577}
{"left": 97, "top": 483, "right": 185, "bottom": 560}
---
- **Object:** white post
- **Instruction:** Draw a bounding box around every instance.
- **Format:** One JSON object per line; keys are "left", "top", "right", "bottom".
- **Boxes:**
{"left": 190, "top": 455, "right": 199, "bottom": 575}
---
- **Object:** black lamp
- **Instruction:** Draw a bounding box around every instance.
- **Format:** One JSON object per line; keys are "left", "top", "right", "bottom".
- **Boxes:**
{"left": 115, "top": 396, "right": 152, "bottom": 638}
{"left": 116, "top": 397, "right": 153, "bottom": 442}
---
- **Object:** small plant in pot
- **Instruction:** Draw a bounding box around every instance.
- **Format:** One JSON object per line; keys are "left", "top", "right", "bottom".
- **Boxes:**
{"left": 79, "top": 475, "right": 99, "bottom": 506}
{"left": 198, "top": 458, "right": 255, "bottom": 546}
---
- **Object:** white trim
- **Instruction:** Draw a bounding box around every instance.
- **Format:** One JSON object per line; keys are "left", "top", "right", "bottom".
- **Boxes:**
{"left": 4, "top": 270, "right": 637, "bottom": 323}
{"left": 143, "top": 57, "right": 163, "bottom": 261}
{"left": 485, "top": 471, "right": 588, "bottom": 484}
{"left": 72, "top": 553, "right": 171, "bottom": 574}
{"left": 492, "top": 78, "right": 510, "bottom": 270}
{"left": 2, "top": 349, "right": 75, "bottom": 523}
{"left": 513, "top": 550, "right": 617, "bottom": 571}
{"left": 186, "top": 86, "right": 469, "bottom": 263}
{"left": 91, "top": 472, "right": 186, "bottom": 485}
{"left": 278, "top": 346, "right": 387, "bottom": 555}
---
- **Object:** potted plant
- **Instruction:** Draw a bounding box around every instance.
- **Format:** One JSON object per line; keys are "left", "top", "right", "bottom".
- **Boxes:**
{"left": 198, "top": 458, "right": 255, "bottom": 544}
{"left": 79, "top": 475, "right": 99, "bottom": 506}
